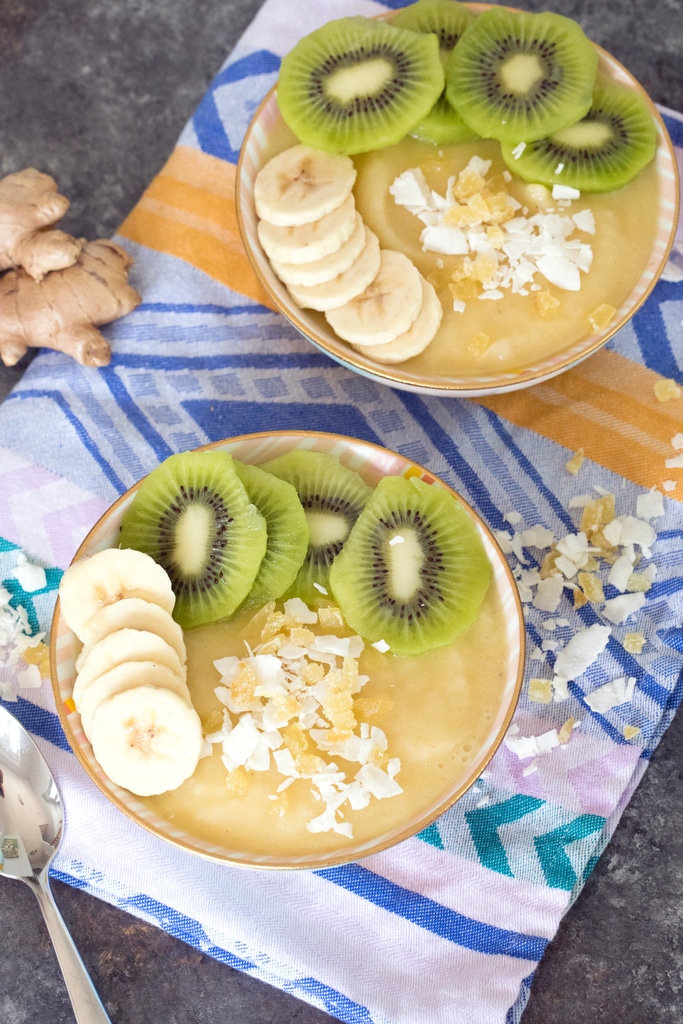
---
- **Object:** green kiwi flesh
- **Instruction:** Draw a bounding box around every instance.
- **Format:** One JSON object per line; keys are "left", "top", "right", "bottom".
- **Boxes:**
{"left": 277, "top": 16, "right": 445, "bottom": 155}
{"left": 446, "top": 8, "right": 598, "bottom": 143}
{"left": 391, "top": 0, "right": 476, "bottom": 54}
{"left": 501, "top": 81, "right": 658, "bottom": 192}
{"left": 260, "top": 449, "right": 372, "bottom": 604}
{"left": 233, "top": 460, "right": 310, "bottom": 606}
{"left": 328, "top": 474, "right": 491, "bottom": 656}
{"left": 392, "top": 0, "right": 478, "bottom": 146}
{"left": 118, "top": 451, "right": 268, "bottom": 630}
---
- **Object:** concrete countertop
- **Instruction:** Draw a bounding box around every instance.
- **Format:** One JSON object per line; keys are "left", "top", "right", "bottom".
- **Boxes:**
{"left": 0, "top": 2, "right": 681, "bottom": 1023}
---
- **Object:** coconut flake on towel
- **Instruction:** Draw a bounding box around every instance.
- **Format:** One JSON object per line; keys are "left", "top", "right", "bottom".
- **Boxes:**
{"left": 584, "top": 676, "right": 637, "bottom": 713}
{"left": 553, "top": 623, "right": 611, "bottom": 681}
{"left": 207, "top": 600, "right": 401, "bottom": 838}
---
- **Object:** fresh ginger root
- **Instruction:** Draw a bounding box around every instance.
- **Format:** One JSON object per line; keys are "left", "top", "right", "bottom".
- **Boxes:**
{"left": 0, "top": 239, "right": 141, "bottom": 367}
{"left": 0, "top": 168, "right": 83, "bottom": 281}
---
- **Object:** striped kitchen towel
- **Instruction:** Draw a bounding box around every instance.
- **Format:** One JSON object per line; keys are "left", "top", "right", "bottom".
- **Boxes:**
{"left": 1, "top": 1, "right": 682, "bottom": 1021}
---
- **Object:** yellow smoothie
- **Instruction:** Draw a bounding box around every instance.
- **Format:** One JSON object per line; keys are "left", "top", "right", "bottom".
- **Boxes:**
{"left": 352, "top": 133, "right": 659, "bottom": 375}
{"left": 143, "top": 582, "right": 510, "bottom": 860}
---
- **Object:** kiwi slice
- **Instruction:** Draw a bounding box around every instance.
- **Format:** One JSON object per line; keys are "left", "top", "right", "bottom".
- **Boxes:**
{"left": 118, "top": 451, "right": 268, "bottom": 630}
{"left": 260, "top": 449, "right": 372, "bottom": 604}
{"left": 328, "top": 474, "right": 491, "bottom": 656}
{"left": 233, "top": 460, "right": 310, "bottom": 606}
{"left": 500, "top": 81, "right": 658, "bottom": 192}
{"left": 445, "top": 8, "right": 598, "bottom": 143}
{"left": 392, "top": 0, "right": 478, "bottom": 145}
{"left": 277, "top": 16, "right": 445, "bottom": 155}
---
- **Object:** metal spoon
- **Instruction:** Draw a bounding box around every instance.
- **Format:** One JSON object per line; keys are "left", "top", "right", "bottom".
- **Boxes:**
{"left": 0, "top": 702, "right": 111, "bottom": 1023}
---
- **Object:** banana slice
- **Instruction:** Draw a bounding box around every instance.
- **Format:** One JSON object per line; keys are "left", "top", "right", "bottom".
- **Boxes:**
{"left": 271, "top": 212, "right": 366, "bottom": 287}
{"left": 353, "top": 277, "right": 443, "bottom": 363}
{"left": 287, "top": 227, "right": 381, "bottom": 312}
{"left": 78, "top": 660, "right": 192, "bottom": 741}
{"left": 254, "top": 144, "right": 356, "bottom": 227}
{"left": 90, "top": 685, "right": 204, "bottom": 796}
{"left": 73, "top": 628, "right": 186, "bottom": 708}
{"left": 257, "top": 193, "right": 357, "bottom": 265}
{"left": 325, "top": 249, "right": 424, "bottom": 346}
{"left": 75, "top": 597, "right": 187, "bottom": 671}
{"left": 59, "top": 547, "right": 176, "bottom": 644}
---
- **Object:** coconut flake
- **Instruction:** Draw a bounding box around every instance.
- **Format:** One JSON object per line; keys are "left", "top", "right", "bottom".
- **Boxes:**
{"left": 603, "top": 591, "right": 647, "bottom": 624}
{"left": 584, "top": 676, "right": 636, "bottom": 713}
{"left": 554, "top": 623, "right": 611, "bottom": 681}
{"left": 13, "top": 554, "right": 46, "bottom": 593}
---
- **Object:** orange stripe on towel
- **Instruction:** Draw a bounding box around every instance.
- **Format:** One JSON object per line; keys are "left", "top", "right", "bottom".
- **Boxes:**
{"left": 119, "top": 146, "right": 274, "bottom": 309}
{"left": 477, "top": 349, "right": 683, "bottom": 502}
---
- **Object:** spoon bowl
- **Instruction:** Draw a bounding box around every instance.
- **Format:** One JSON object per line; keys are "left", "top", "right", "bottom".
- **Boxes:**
{"left": 0, "top": 702, "right": 111, "bottom": 1023}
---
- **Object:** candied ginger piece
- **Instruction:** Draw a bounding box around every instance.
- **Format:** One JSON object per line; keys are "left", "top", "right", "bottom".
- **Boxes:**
{"left": 485, "top": 191, "right": 517, "bottom": 224}
{"left": 623, "top": 632, "right": 646, "bottom": 654}
{"left": 626, "top": 573, "right": 651, "bottom": 593}
{"left": 225, "top": 766, "right": 251, "bottom": 797}
{"left": 558, "top": 717, "right": 577, "bottom": 745}
{"left": 588, "top": 303, "right": 616, "bottom": 332}
{"left": 288, "top": 626, "right": 316, "bottom": 647}
{"left": 21, "top": 640, "right": 50, "bottom": 676}
{"left": 354, "top": 697, "right": 395, "bottom": 718}
{"left": 318, "top": 605, "right": 345, "bottom": 630}
{"left": 528, "top": 677, "right": 553, "bottom": 704}
{"left": 468, "top": 332, "right": 492, "bottom": 356}
{"left": 471, "top": 253, "right": 498, "bottom": 286}
{"left": 580, "top": 494, "right": 615, "bottom": 535}
{"left": 565, "top": 447, "right": 585, "bottom": 475}
{"left": 231, "top": 661, "right": 257, "bottom": 710}
{"left": 260, "top": 610, "right": 288, "bottom": 642}
{"left": 454, "top": 168, "right": 487, "bottom": 200}
{"left": 444, "top": 202, "right": 482, "bottom": 228}
{"left": 573, "top": 588, "right": 588, "bottom": 608}
{"left": 202, "top": 709, "right": 224, "bottom": 735}
{"left": 654, "top": 378, "right": 681, "bottom": 402}
{"left": 534, "top": 289, "right": 561, "bottom": 319}
{"left": 577, "top": 571, "right": 605, "bottom": 603}
{"left": 624, "top": 725, "right": 641, "bottom": 741}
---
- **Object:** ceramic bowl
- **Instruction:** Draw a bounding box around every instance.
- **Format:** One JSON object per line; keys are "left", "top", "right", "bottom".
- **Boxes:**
{"left": 236, "top": 6, "right": 679, "bottom": 398}
{"left": 50, "top": 431, "right": 524, "bottom": 869}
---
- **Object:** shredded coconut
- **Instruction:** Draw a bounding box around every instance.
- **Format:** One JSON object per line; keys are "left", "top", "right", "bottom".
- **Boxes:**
{"left": 207, "top": 600, "right": 402, "bottom": 838}
{"left": 391, "top": 157, "right": 594, "bottom": 311}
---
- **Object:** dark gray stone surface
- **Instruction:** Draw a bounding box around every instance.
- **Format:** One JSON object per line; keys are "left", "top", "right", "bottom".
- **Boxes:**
{"left": 0, "top": 2, "right": 681, "bottom": 1023}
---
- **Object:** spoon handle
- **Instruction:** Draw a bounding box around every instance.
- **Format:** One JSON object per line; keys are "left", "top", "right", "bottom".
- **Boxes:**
{"left": 28, "top": 873, "right": 113, "bottom": 1024}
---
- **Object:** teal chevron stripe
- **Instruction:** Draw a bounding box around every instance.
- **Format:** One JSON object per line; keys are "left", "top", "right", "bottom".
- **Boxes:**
{"left": 534, "top": 814, "right": 606, "bottom": 890}
{"left": 465, "top": 796, "right": 545, "bottom": 876}
{"left": 2, "top": 568, "right": 63, "bottom": 634}
{"left": 417, "top": 822, "right": 444, "bottom": 849}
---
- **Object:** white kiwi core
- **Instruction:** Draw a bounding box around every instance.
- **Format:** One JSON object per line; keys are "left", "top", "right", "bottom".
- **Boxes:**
{"left": 306, "top": 510, "right": 350, "bottom": 547}
{"left": 500, "top": 54, "right": 544, "bottom": 95}
{"left": 173, "top": 505, "right": 211, "bottom": 574}
{"left": 326, "top": 58, "right": 394, "bottom": 103}
{"left": 553, "top": 121, "right": 614, "bottom": 148}
{"left": 386, "top": 529, "right": 424, "bottom": 601}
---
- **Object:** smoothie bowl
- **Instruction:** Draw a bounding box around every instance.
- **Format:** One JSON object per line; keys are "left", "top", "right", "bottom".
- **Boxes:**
{"left": 50, "top": 432, "right": 524, "bottom": 869}
{"left": 236, "top": 2, "right": 679, "bottom": 397}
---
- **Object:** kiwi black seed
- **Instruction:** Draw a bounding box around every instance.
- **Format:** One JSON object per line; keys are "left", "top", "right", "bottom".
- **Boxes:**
{"left": 328, "top": 474, "right": 491, "bottom": 656}
{"left": 445, "top": 8, "right": 598, "bottom": 143}
{"left": 259, "top": 449, "right": 372, "bottom": 605}
{"left": 233, "top": 460, "right": 310, "bottom": 606}
{"left": 392, "top": 0, "right": 478, "bottom": 145}
{"left": 501, "top": 81, "right": 658, "bottom": 192}
{"left": 277, "top": 16, "right": 445, "bottom": 155}
{"left": 118, "top": 451, "right": 267, "bottom": 630}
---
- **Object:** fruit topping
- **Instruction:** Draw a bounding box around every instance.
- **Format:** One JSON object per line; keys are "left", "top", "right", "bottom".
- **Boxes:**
{"left": 500, "top": 81, "right": 658, "bottom": 193}
{"left": 328, "top": 474, "right": 491, "bottom": 656}
{"left": 118, "top": 450, "right": 268, "bottom": 630}
{"left": 445, "top": 8, "right": 598, "bottom": 143}
{"left": 260, "top": 450, "right": 372, "bottom": 605}
{"left": 277, "top": 16, "right": 445, "bottom": 154}
{"left": 392, "top": 0, "right": 478, "bottom": 145}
